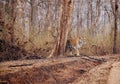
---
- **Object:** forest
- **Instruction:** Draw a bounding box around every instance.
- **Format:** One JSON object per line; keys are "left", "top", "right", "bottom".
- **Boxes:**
{"left": 0, "top": 0, "right": 120, "bottom": 84}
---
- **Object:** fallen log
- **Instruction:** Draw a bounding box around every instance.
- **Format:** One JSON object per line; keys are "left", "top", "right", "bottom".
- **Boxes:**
{"left": 80, "top": 55, "right": 107, "bottom": 63}
{"left": 8, "top": 63, "right": 33, "bottom": 67}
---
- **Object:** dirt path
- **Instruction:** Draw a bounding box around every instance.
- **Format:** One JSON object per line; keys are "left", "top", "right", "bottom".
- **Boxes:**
{"left": 107, "top": 62, "right": 120, "bottom": 84}
{"left": 0, "top": 56, "right": 103, "bottom": 84}
{"left": 72, "top": 54, "right": 120, "bottom": 84}
{"left": 0, "top": 57, "right": 80, "bottom": 75}
{"left": 0, "top": 55, "right": 104, "bottom": 75}
{"left": 0, "top": 54, "right": 120, "bottom": 84}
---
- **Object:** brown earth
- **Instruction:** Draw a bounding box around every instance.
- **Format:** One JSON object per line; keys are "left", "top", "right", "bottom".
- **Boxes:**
{"left": 0, "top": 54, "right": 120, "bottom": 84}
{"left": 73, "top": 54, "right": 120, "bottom": 84}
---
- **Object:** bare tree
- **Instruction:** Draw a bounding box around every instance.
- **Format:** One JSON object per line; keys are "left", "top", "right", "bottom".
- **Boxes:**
{"left": 49, "top": 0, "right": 74, "bottom": 57}
{"left": 112, "top": 0, "right": 119, "bottom": 54}
{"left": 45, "top": 0, "right": 51, "bottom": 31}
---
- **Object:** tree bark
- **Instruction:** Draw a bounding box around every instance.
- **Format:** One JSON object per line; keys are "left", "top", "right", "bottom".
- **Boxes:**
{"left": 49, "top": 0, "right": 74, "bottom": 57}
{"left": 45, "top": 0, "right": 51, "bottom": 31}
{"left": 113, "top": 0, "right": 118, "bottom": 54}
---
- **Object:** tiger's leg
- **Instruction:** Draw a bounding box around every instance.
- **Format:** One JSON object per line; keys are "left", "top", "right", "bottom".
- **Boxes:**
{"left": 76, "top": 48, "right": 80, "bottom": 56}
{"left": 74, "top": 48, "right": 79, "bottom": 56}
{"left": 68, "top": 44, "right": 75, "bottom": 56}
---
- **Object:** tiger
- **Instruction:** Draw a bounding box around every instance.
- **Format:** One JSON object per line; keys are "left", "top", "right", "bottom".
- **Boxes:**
{"left": 65, "top": 36, "right": 85, "bottom": 56}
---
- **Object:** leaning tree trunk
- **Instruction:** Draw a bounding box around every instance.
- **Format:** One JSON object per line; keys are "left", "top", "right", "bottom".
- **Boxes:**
{"left": 113, "top": 0, "right": 118, "bottom": 54}
{"left": 49, "top": 0, "right": 74, "bottom": 57}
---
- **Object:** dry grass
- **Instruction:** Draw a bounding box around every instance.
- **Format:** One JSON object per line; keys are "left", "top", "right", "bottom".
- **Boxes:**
{"left": 79, "top": 26, "right": 120, "bottom": 56}
{"left": 1, "top": 25, "right": 120, "bottom": 60}
{"left": 12, "top": 27, "right": 120, "bottom": 56}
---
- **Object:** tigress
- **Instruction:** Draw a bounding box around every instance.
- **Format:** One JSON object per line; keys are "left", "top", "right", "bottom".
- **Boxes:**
{"left": 65, "top": 36, "right": 85, "bottom": 56}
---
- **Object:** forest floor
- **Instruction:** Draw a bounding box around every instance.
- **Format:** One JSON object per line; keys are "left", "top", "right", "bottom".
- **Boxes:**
{"left": 0, "top": 54, "right": 120, "bottom": 84}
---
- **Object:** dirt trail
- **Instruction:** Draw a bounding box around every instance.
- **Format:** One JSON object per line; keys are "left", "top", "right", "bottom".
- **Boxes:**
{"left": 72, "top": 54, "right": 120, "bottom": 84}
{"left": 0, "top": 56, "right": 104, "bottom": 75}
{"left": 107, "top": 62, "right": 120, "bottom": 84}
{"left": 0, "top": 54, "right": 120, "bottom": 84}
{"left": 0, "top": 56, "right": 102, "bottom": 84}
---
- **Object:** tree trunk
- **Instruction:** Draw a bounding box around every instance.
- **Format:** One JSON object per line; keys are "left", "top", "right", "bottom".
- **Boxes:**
{"left": 49, "top": 0, "right": 74, "bottom": 57}
{"left": 45, "top": 0, "right": 51, "bottom": 31}
{"left": 113, "top": 0, "right": 118, "bottom": 54}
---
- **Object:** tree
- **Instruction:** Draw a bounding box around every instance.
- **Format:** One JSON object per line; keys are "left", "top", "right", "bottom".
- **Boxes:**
{"left": 45, "top": 0, "right": 51, "bottom": 31}
{"left": 49, "top": 0, "right": 74, "bottom": 57}
{"left": 1, "top": 0, "right": 16, "bottom": 43}
{"left": 111, "top": 0, "right": 119, "bottom": 54}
